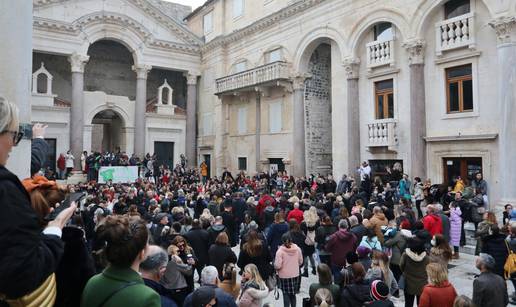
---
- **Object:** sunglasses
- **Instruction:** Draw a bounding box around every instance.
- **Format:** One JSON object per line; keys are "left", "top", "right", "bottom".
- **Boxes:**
{"left": 2, "top": 130, "right": 24, "bottom": 146}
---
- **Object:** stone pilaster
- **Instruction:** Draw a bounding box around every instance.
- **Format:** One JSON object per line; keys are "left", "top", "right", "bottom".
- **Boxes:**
{"left": 490, "top": 17, "right": 516, "bottom": 206}
{"left": 132, "top": 64, "right": 151, "bottom": 158}
{"left": 291, "top": 73, "right": 311, "bottom": 177}
{"left": 0, "top": 1, "right": 33, "bottom": 177}
{"left": 403, "top": 39, "right": 427, "bottom": 178}
{"left": 254, "top": 92, "right": 261, "bottom": 173}
{"left": 343, "top": 58, "right": 360, "bottom": 176}
{"left": 68, "top": 53, "right": 89, "bottom": 170}
{"left": 185, "top": 73, "right": 198, "bottom": 168}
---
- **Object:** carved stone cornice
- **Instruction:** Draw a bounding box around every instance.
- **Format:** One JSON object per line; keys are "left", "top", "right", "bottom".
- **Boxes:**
{"left": 402, "top": 39, "right": 426, "bottom": 65}
{"left": 201, "top": 0, "right": 328, "bottom": 53}
{"left": 68, "top": 53, "right": 89, "bottom": 73}
{"left": 33, "top": 13, "right": 201, "bottom": 55}
{"left": 489, "top": 16, "right": 516, "bottom": 45}
{"left": 34, "top": 0, "right": 203, "bottom": 46}
{"left": 291, "top": 73, "right": 312, "bottom": 91}
{"left": 342, "top": 58, "right": 360, "bottom": 80}
{"left": 132, "top": 64, "right": 152, "bottom": 79}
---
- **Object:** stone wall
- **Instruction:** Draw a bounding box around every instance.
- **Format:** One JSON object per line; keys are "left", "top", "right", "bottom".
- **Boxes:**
{"left": 304, "top": 43, "right": 333, "bottom": 175}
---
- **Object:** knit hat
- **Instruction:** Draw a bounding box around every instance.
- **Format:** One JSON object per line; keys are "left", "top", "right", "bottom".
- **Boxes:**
{"left": 356, "top": 246, "right": 371, "bottom": 258}
{"left": 370, "top": 280, "right": 389, "bottom": 301}
{"left": 191, "top": 286, "right": 216, "bottom": 307}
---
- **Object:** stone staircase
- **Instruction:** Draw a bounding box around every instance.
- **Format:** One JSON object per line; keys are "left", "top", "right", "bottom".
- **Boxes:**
{"left": 460, "top": 222, "right": 477, "bottom": 255}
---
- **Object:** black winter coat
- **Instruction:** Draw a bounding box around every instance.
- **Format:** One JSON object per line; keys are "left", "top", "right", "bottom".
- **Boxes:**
{"left": 0, "top": 165, "right": 64, "bottom": 298}
{"left": 339, "top": 281, "right": 371, "bottom": 307}
{"left": 481, "top": 233, "right": 509, "bottom": 277}
{"left": 208, "top": 243, "right": 237, "bottom": 278}
{"left": 184, "top": 228, "right": 211, "bottom": 266}
{"left": 237, "top": 244, "right": 273, "bottom": 280}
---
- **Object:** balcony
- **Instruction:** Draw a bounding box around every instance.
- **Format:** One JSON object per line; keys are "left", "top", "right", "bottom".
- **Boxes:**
{"left": 366, "top": 39, "right": 395, "bottom": 70}
{"left": 215, "top": 61, "right": 290, "bottom": 94}
{"left": 367, "top": 119, "right": 398, "bottom": 149}
{"left": 435, "top": 12, "right": 476, "bottom": 55}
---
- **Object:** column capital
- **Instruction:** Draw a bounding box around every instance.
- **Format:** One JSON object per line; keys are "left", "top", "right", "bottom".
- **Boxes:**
{"left": 184, "top": 72, "right": 199, "bottom": 85}
{"left": 342, "top": 58, "right": 360, "bottom": 80}
{"left": 68, "top": 53, "right": 89, "bottom": 73}
{"left": 402, "top": 39, "right": 426, "bottom": 65}
{"left": 489, "top": 16, "right": 516, "bottom": 45}
{"left": 132, "top": 64, "right": 152, "bottom": 79}
{"left": 291, "top": 73, "right": 312, "bottom": 90}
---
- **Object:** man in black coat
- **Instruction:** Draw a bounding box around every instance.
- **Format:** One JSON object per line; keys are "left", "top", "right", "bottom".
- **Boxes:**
{"left": 221, "top": 202, "right": 238, "bottom": 247}
{"left": 473, "top": 253, "right": 509, "bottom": 307}
{"left": 184, "top": 220, "right": 211, "bottom": 278}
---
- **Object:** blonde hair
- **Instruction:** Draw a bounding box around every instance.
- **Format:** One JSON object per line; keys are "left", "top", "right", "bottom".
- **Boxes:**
{"left": 314, "top": 288, "right": 333, "bottom": 307}
{"left": 426, "top": 262, "right": 448, "bottom": 286}
{"left": 303, "top": 206, "right": 319, "bottom": 227}
{"left": 244, "top": 264, "right": 265, "bottom": 288}
{"left": 0, "top": 96, "right": 19, "bottom": 133}
{"left": 167, "top": 244, "right": 179, "bottom": 256}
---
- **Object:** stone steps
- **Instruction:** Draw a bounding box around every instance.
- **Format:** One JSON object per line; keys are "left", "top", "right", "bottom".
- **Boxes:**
{"left": 460, "top": 223, "right": 477, "bottom": 255}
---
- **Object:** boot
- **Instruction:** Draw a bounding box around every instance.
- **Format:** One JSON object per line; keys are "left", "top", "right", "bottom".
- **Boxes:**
{"left": 452, "top": 252, "right": 460, "bottom": 259}
{"left": 311, "top": 267, "right": 316, "bottom": 275}
{"left": 302, "top": 269, "right": 308, "bottom": 277}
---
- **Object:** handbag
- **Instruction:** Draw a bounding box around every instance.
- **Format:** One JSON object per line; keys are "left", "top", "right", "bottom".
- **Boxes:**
{"left": 504, "top": 240, "right": 516, "bottom": 279}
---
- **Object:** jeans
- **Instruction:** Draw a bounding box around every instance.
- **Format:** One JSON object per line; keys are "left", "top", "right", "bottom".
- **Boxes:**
{"left": 282, "top": 292, "right": 296, "bottom": 307}
{"left": 303, "top": 254, "right": 316, "bottom": 272}
{"left": 404, "top": 293, "right": 420, "bottom": 307}
{"left": 330, "top": 264, "right": 342, "bottom": 285}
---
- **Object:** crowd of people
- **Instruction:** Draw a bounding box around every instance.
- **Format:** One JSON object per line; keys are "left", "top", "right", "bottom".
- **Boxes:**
{"left": 1, "top": 96, "right": 515, "bottom": 307}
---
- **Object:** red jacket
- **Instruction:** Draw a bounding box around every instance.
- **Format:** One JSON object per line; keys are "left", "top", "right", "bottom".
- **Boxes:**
{"left": 57, "top": 155, "right": 66, "bottom": 170}
{"left": 257, "top": 195, "right": 275, "bottom": 216}
{"left": 287, "top": 208, "right": 304, "bottom": 224}
{"left": 419, "top": 282, "right": 457, "bottom": 307}
{"left": 422, "top": 214, "right": 443, "bottom": 236}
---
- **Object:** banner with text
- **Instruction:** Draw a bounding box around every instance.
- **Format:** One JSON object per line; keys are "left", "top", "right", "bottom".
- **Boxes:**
{"left": 98, "top": 166, "right": 139, "bottom": 183}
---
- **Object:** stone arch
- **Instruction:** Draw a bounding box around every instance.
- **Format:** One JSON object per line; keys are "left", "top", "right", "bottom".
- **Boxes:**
{"left": 86, "top": 104, "right": 131, "bottom": 128}
{"left": 347, "top": 8, "right": 411, "bottom": 58}
{"left": 74, "top": 12, "right": 152, "bottom": 65}
{"left": 293, "top": 26, "right": 347, "bottom": 73}
{"left": 413, "top": 0, "right": 494, "bottom": 39}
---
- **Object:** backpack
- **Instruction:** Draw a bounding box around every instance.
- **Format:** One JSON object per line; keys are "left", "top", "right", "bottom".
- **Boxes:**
{"left": 504, "top": 240, "right": 516, "bottom": 279}
{"left": 305, "top": 229, "right": 316, "bottom": 246}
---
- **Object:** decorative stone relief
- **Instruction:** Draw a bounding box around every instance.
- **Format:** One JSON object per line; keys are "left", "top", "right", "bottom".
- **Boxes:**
{"left": 157, "top": 79, "right": 173, "bottom": 105}
{"left": 291, "top": 73, "right": 312, "bottom": 91}
{"left": 32, "top": 62, "right": 53, "bottom": 95}
{"left": 489, "top": 16, "right": 516, "bottom": 45}
{"left": 68, "top": 53, "right": 89, "bottom": 73}
{"left": 402, "top": 39, "right": 426, "bottom": 65}
{"left": 132, "top": 64, "right": 152, "bottom": 79}
{"left": 342, "top": 58, "right": 360, "bottom": 80}
{"left": 185, "top": 73, "right": 198, "bottom": 85}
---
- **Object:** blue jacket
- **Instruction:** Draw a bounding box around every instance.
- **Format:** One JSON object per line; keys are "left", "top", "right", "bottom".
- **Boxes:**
{"left": 267, "top": 222, "right": 289, "bottom": 256}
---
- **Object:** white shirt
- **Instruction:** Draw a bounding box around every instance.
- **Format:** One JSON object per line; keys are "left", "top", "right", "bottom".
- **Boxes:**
{"left": 359, "top": 165, "right": 371, "bottom": 181}
{"left": 65, "top": 154, "right": 75, "bottom": 168}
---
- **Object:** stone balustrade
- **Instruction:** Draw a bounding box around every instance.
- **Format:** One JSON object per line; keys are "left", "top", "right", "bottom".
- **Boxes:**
{"left": 216, "top": 61, "right": 289, "bottom": 94}
{"left": 366, "top": 39, "right": 395, "bottom": 69}
{"left": 367, "top": 119, "right": 398, "bottom": 148}
{"left": 436, "top": 12, "right": 476, "bottom": 55}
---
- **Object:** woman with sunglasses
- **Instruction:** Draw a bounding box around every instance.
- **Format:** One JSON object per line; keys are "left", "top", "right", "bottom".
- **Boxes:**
{"left": 0, "top": 97, "right": 77, "bottom": 306}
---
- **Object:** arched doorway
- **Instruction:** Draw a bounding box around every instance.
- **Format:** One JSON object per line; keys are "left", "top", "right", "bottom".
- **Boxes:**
{"left": 91, "top": 110, "right": 125, "bottom": 153}
{"left": 304, "top": 43, "right": 333, "bottom": 175}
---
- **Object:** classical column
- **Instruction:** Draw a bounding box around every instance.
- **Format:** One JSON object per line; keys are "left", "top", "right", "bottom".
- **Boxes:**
{"left": 68, "top": 53, "right": 89, "bottom": 170}
{"left": 255, "top": 92, "right": 261, "bottom": 172}
{"left": 403, "top": 39, "right": 427, "bottom": 179}
{"left": 185, "top": 73, "right": 198, "bottom": 168}
{"left": 490, "top": 17, "right": 516, "bottom": 205}
{"left": 0, "top": 1, "right": 32, "bottom": 177}
{"left": 292, "top": 74, "right": 310, "bottom": 177}
{"left": 343, "top": 58, "right": 361, "bottom": 176}
{"left": 132, "top": 64, "right": 151, "bottom": 158}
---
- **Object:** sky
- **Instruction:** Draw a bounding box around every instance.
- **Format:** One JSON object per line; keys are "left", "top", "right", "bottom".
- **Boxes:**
{"left": 164, "top": 0, "right": 205, "bottom": 10}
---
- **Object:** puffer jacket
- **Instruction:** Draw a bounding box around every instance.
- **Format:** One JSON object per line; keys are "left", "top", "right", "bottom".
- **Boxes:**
{"left": 237, "top": 282, "right": 269, "bottom": 307}
{"left": 384, "top": 229, "right": 413, "bottom": 266}
{"left": 400, "top": 249, "right": 429, "bottom": 296}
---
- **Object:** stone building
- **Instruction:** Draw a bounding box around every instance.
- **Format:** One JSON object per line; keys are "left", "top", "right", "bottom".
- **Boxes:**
{"left": 0, "top": 0, "right": 515, "bottom": 210}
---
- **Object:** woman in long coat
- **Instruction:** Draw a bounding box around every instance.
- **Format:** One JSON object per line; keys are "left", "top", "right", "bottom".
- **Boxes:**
{"left": 449, "top": 202, "right": 462, "bottom": 259}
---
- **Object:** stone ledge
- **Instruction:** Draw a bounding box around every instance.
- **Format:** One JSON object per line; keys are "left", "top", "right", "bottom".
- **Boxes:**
{"left": 424, "top": 133, "right": 498, "bottom": 142}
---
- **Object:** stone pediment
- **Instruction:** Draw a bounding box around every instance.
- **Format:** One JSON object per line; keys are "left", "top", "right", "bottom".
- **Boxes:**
{"left": 33, "top": 0, "right": 202, "bottom": 49}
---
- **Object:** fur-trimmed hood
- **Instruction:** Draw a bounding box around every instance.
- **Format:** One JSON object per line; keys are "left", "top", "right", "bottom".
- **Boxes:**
{"left": 405, "top": 249, "right": 427, "bottom": 262}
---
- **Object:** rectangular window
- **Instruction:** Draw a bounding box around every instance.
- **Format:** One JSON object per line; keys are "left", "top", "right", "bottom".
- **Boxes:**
{"left": 374, "top": 79, "right": 394, "bottom": 119}
{"left": 269, "top": 101, "right": 282, "bottom": 133}
{"left": 233, "top": 0, "right": 244, "bottom": 18}
{"left": 446, "top": 64, "right": 473, "bottom": 113}
{"left": 267, "top": 49, "right": 281, "bottom": 63}
{"left": 237, "top": 107, "right": 247, "bottom": 134}
{"left": 445, "top": 0, "right": 470, "bottom": 19}
{"left": 234, "top": 61, "right": 247, "bottom": 73}
{"left": 238, "top": 157, "right": 247, "bottom": 170}
{"left": 203, "top": 11, "right": 213, "bottom": 35}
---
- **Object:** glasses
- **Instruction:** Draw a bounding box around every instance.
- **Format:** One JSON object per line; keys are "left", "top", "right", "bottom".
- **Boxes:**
{"left": 2, "top": 130, "right": 24, "bottom": 146}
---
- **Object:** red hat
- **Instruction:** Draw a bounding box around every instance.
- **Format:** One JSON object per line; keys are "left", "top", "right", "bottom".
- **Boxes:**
{"left": 370, "top": 280, "right": 389, "bottom": 300}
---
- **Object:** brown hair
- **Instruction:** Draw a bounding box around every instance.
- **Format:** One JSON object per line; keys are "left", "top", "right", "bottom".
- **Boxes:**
{"left": 453, "top": 295, "right": 475, "bottom": 307}
{"left": 316, "top": 263, "right": 333, "bottom": 286}
{"left": 485, "top": 211, "right": 497, "bottom": 224}
{"left": 351, "top": 262, "right": 366, "bottom": 282}
{"left": 97, "top": 215, "right": 148, "bottom": 267}
{"left": 29, "top": 188, "right": 66, "bottom": 226}
{"left": 274, "top": 212, "right": 285, "bottom": 223}
{"left": 215, "top": 232, "right": 229, "bottom": 246}
{"left": 243, "top": 230, "right": 263, "bottom": 257}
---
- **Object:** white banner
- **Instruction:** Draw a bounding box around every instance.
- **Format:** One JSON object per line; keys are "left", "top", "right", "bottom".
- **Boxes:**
{"left": 98, "top": 166, "right": 139, "bottom": 183}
